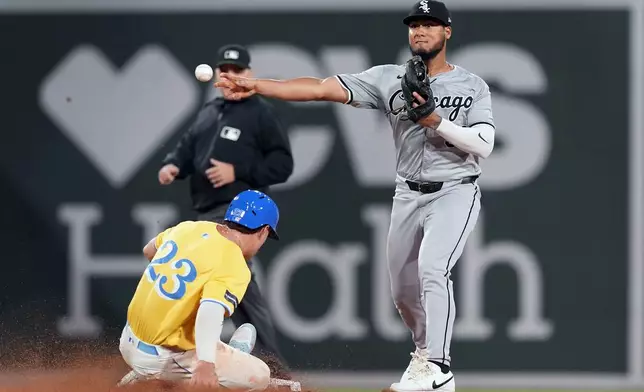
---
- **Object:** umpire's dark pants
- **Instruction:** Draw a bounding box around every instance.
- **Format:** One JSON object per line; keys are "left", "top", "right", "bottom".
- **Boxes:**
{"left": 197, "top": 204, "right": 290, "bottom": 377}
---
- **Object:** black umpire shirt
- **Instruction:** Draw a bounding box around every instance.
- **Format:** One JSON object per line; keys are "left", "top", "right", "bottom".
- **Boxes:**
{"left": 162, "top": 95, "right": 293, "bottom": 213}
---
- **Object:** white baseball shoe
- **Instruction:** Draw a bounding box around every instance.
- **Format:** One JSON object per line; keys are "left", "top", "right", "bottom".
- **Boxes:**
{"left": 390, "top": 350, "right": 455, "bottom": 392}
{"left": 228, "top": 323, "right": 257, "bottom": 354}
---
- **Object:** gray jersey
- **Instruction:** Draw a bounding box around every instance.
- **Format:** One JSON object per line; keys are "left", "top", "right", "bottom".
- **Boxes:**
{"left": 336, "top": 64, "right": 494, "bottom": 182}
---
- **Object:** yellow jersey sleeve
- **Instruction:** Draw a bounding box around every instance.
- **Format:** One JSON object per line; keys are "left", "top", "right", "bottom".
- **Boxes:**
{"left": 154, "top": 226, "right": 174, "bottom": 249}
{"left": 201, "top": 252, "right": 251, "bottom": 317}
{"left": 153, "top": 221, "right": 194, "bottom": 249}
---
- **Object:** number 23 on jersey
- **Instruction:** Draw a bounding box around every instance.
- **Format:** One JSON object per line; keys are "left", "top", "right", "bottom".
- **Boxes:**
{"left": 145, "top": 240, "right": 197, "bottom": 300}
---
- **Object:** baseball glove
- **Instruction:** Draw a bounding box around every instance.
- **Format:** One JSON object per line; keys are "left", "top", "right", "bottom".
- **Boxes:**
{"left": 400, "top": 55, "right": 436, "bottom": 122}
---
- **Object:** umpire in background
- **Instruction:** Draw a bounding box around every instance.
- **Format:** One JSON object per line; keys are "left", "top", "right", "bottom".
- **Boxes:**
{"left": 157, "top": 44, "right": 294, "bottom": 376}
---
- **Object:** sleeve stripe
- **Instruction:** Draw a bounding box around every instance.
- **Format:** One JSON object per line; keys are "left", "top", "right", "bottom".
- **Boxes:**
{"left": 224, "top": 290, "right": 239, "bottom": 308}
{"left": 469, "top": 121, "right": 495, "bottom": 129}
{"left": 335, "top": 75, "right": 353, "bottom": 105}
{"left": 201, "top": 299, "right": 232, "bottom": 316}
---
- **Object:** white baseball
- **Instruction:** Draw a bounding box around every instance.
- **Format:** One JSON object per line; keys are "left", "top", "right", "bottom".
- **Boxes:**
{"left": 195, "top": 64, "right": 213, "bottom": 82}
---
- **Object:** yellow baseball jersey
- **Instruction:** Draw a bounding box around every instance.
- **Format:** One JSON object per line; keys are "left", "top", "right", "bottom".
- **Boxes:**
{"left": 126, "top": 220, "right": 251, "bottom": 351}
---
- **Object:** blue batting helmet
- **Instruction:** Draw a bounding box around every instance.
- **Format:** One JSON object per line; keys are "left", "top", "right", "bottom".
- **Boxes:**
{"left": 224, "top": 190, "right": 280, "bottom": 240}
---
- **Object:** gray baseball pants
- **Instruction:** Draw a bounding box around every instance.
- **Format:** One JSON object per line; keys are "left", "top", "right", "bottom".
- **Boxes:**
{"left": 387, "top": 174, "right": 481, "bottom": 366}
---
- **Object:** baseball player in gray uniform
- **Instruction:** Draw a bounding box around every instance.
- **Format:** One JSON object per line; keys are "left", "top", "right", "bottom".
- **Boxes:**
{"left": 215, "top": 1, "right": 495, "bottom": 390}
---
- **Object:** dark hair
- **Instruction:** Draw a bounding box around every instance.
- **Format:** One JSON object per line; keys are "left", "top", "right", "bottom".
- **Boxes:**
{"left": 222, "top": 220, "right": 265, "bottom": 235}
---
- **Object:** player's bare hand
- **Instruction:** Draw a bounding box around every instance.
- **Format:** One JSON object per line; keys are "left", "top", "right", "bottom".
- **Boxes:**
{"left": 205, "top": 159, "right": 235, "bottom": 188}
{"left": 214, "top": 73, "right": 257, "bottom": 100}
{"left": 189, "top": 361, "right": 219, "bottom": 389}
{"left": 412, "top": 92, "right": 426, "bottom": 107}
{"left": 158, "top": 164, "right": 179, "bottom": 185}
{"left": 410, "top": 91, "right": 442, "bottom": 126}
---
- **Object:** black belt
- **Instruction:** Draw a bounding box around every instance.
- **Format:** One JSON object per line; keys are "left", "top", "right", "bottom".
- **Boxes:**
{"left": 406, "top": 175, "right": 478, "bottom": 194}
